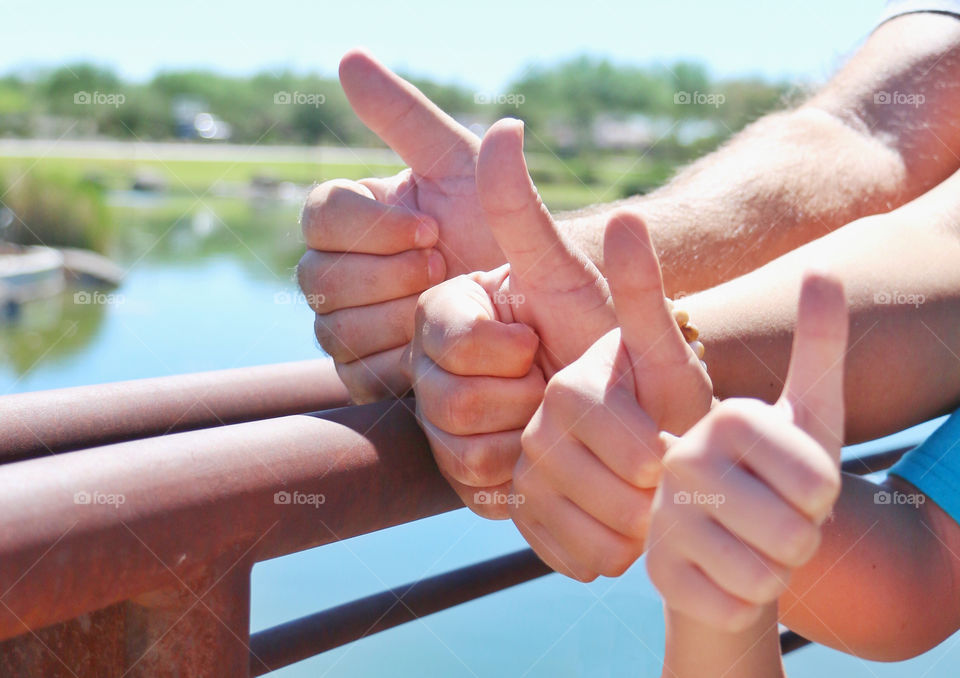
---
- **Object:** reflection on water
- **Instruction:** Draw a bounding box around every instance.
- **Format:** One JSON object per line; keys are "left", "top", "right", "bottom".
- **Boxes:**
{"left": 0, "top": 192, "right": 317, "bottom": 393}
{"left": 0, "top": 291, "right": 107, "bottom": 377}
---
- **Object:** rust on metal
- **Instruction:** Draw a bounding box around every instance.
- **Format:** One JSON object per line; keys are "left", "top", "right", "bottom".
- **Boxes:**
{"left": 0, "top": 359, "right": 350, "bottom": 462}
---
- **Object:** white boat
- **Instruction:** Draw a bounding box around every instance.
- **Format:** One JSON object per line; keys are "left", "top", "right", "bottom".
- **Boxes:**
{"left": 0, "top": 245, "right": 65, "bottom": 307}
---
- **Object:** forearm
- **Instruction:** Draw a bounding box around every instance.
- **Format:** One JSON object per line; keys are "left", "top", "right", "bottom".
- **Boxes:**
{"left": 560, "top": 13, "right": 960, "bottom": 296}
{"left": 663, "top": 605, "right": 784, "bottom": 678}
{"left": 562, "top": 107, "right": 906, "bottom": 294}
{"left": 682, "top": 175, "right": 960, "bottom": 442}
{"left": 779, "top": 474, "right": 960, "bottom": 660}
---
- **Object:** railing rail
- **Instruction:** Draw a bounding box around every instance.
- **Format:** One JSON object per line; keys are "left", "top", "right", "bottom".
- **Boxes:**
{"left": 0, "top": 359, "right": 350, "bottom": 462}
{"left": 0, "top": 361, "right": 912, "bottom": 675}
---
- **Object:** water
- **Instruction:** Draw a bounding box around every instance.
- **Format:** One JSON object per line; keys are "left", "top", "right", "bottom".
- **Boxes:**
{"left": 1, "top": 196, "right": 957, "bottom": 676}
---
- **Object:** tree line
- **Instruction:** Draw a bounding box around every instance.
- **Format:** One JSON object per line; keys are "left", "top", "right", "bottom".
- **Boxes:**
{"left": 0, "top": 56, "right": 798, "bottom": 153}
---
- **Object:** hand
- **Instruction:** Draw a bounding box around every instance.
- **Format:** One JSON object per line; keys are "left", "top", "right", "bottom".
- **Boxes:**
{"left": 297, "top": 49, "right": 505, "bottom": 403}
{"left": 406, "top": 267, "right": 544, "bottom": 519}
{"left": 645, "top": 270, "right": 848, "bottom": 632}
{"left": 508, "top": 211, "right": 714, "bottom": 579}
{"left": 406, "top": 118, "right": 615, "bottom": 518}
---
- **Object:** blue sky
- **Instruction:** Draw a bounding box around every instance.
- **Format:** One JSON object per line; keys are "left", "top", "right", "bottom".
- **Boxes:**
{"left": 6, "top": 0, "right": 885, "bottom": 89}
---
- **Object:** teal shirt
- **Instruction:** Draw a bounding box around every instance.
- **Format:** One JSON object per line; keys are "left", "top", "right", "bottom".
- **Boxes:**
{"left": 889, "top": 410, "right": 960, "bottom": 524}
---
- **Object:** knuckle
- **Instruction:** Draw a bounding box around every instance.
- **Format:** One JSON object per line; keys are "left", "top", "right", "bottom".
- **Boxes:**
{"left": 334, "top": 360, "right": 388, "bottom": 405}
{"left": 775, "top": 517, "right": 821, "bottom": 566}
{"left": 458, "top": 438, "right": 511, "bottom": 487}
{"left": 802, "top": 465, "right": 842, "bottom": 515}
{"left": 519, "top": 424, "right": 551, "bottom": 465}
{"left": 314, "top": 314, "right": 355, "bottom": 363}
{"left": 426, "top": 327, "right": 471, "bottom": 372}
{"left": 295, "top": 251, "right": 315, "bottom": 290}
{"left": 300, "top": 188, "right": 323, "bottom": 241}
{"left": 645, "top": 548, "right": 676, "bottom": 594}
{"left": 616, "top": 499, "right": 652, "bottom": 540}
{"left": 706, "top": 402, "right": 753, "bottom": 442}
{"left": 738, "top": 558, "right": 786, "bottom": 604}
{"left": 511, "top": 466, "right": 534, "bottom": 499}
{"left": 662, "top": 445, "right": 702, "bottom": 480}
{"left": 468, "top": 495, "right": 510, "bottom": 520}
{"left": 312, "top": 314, "right": 337, "bottom": 354}
{"left": 397, "top": 249, "right": 431, "bottom": 289}
{"left": 301, "top": 180, "right": 354, "bottom": 242}
{"left": 542, "top": 371, "right": 582, "bottom": 412}
{"left": 300, "top": 185, "right": 332, "bottom": 242}
{"left": 595, "top": 538, "right": 639, "bottom": 577}
{"left": 571, "top": 569, "right": 599, "bottom": 583}
{"left": 296, "top": 252, "right": 336, "bottom": 313}
{"left": 645, "top": 550, "right": 666, "bottom": 589}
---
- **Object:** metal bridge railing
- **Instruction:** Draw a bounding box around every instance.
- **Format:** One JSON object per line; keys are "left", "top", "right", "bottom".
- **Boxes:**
{"left": 0, "top": 360, "right": 909, "bottom": 675}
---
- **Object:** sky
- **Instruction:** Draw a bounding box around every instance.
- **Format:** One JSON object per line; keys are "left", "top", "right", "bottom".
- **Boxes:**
{"left": 4, "top": 0, "right": 885, "bottom": 90}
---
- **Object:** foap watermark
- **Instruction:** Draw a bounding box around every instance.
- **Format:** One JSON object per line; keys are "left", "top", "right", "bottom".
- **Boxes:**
{"left": 874, "top": 91, "right": 925, "bottom": 107}
{"left": 874, "top": 490, "right": 926, "bottom": 507}
{"left": 474, "top": 92, "right": 525, "bottom": 108}
{"left": 274, "top": 490, "right": 326, "bottom": 508}
{"left": 74, "top": 291, "right": 126, "bottom": 306}
{"left": 491, "top": 289, "right": 525, "bottom": 307}
{"left": 74, "top": 490, "right": 126, "bottom": 508}
{"left": 674, "top": 91, "right": 725, "bottom": 108}
{"left": 674, "top": 490, "right": 725, "bottom": 507}
{"left": 74, "top": 91, "right": 125, "bottom": 108}
{"left": 274, "top": 290, "right": 326, "bottom": 306}
{"left": 874, "top": 290, "right": 925, "bottom": 308}
{"left": 474, "top": 490, "right": 525, "bottom": 506}
{"left": 274, "top": 91, "right": 326, "bottom": 107}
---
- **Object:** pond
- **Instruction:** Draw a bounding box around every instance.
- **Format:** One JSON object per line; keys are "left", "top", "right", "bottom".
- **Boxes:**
{"left": 1, "top": 192, "right": 956, "bottom": 676}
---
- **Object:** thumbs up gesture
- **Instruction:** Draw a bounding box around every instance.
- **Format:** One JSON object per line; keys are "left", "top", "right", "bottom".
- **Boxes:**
{"left": 407, "top": 118, "right": 625, "bottom": 518}
{"left": 299, "top": 49, "right": 508, "bottom": 403}
{"left": 645, "top": 269, "right": 848, "bottom": 632}
{"left": 508, "top": 211, "right": 713, "bottom": 577}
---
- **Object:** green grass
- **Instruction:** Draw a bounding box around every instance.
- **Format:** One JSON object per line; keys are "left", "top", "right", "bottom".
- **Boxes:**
{"left": 0, "top": 150, "right": 673, "bottom": 216}
{"left": 0, "top": 157, "right": 404, "bottom": 196}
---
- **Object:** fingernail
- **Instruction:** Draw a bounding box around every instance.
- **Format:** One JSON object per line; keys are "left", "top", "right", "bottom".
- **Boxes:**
{"left": 415, "top": 218, "right": 437, "bottom": 248}
{"left": 689, "top": 340, "right": 705, "bottom": 359}
{"left": 427, "top": 249, "right": 445, "bottom": 284}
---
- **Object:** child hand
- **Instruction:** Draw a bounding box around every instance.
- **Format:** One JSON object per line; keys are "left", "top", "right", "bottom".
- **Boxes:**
{"left": 645, "top": 270, "right": 848, "bottom": 631}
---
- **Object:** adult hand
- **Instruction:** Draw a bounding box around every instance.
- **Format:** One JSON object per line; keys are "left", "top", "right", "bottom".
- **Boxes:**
{"left": 298, "top": 49, "right": 505, "bottom": 403}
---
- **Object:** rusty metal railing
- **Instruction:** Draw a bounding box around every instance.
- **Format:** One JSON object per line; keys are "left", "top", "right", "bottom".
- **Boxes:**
{"left": 0, "top": 360, "right": 910, "bottom": 675}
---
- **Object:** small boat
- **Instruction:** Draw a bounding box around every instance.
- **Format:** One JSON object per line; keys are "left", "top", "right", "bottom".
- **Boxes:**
{"left": 0, "top": 245, "right": 65, "bottom": 312}
{"left": 0, "top": 243, "right": 123, "bottom": 319}
{"left": 60, "top": 247, "right": 124, "bottom": 288}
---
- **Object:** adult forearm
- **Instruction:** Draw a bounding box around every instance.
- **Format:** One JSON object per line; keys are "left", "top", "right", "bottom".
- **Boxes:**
{"left": 560, "top": 13, "right": 960, "bottom": 297}
{"left": 561, "top": 106, "right": 907, "bottom": 296}
{"left": 682, "top": 182, "right": 960, "bottom": 442}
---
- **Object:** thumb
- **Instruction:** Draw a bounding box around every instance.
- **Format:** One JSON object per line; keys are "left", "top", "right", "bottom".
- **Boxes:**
{"left": 339, "top": 48, "right": 477, "bottom": 178}
{"left": 777, "top": 270, "right": 849, "bottom": 457}
{"left": 476, "top": 118, "right": 599, "bottom": 291}
{"left": 604, "top": 210, "right": 693, "bottom": 371}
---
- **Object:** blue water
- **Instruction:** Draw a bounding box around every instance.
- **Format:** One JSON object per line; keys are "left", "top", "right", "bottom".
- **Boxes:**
{"left": 3, "top": 256, "right": 958, "bottom": 677}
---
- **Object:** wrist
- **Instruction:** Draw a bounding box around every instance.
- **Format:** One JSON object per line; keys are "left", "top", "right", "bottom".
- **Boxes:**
{"left": 662, "top": 603, "right": 784, "bottom": 678}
